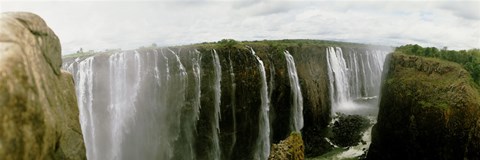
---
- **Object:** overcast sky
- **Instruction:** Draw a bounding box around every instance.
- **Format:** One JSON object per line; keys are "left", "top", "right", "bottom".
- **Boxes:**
{"left": 1, "top": 0, "right": 479, "bottom": 55}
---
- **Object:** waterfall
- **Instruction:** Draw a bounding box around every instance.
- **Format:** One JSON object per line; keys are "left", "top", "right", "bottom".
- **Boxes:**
{"left": 326, "top": 47, "right": 388, "bottom": 115}
{"left": 227, "top": 54, "right": 237, "bottom": 156}
{"left": 184, "top": 49, "right": 202, "bottom": 159}
{"left": 192, "top": 50, "right": 202, "bottom": 123}
{"left": 211, "top": 49, "right": 222, "bottom": 160}
{"left": 65, "top": 49, "right": 194, "bottom": 160}
{"left": 64, "top": 45, "right": 390, "bottom": 160}
{"left": 250, "top": 48, "right": 271, "bottom": 160}
{"left": 284, "top": 51, "right": 304, "bottom": 132}
{"left": 108, "top": 52, "right": 142, "bottom": 159}
{"left": 75, "top": 57, "right": 96, "bottom": 160}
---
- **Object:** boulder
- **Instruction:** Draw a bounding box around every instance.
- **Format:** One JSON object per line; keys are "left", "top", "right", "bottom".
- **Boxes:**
{"left": 0, "top": 12, "right": 85, "bottom": 159}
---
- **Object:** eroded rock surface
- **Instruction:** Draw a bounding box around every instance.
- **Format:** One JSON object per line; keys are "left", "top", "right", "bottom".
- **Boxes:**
{"left": 0, "top": 12, "right": 85, "bottom": 160}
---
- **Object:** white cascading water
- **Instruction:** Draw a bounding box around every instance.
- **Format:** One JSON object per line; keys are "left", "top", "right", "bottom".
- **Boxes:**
{"left": 227, "top": 54, "right": 237, "bottom": 156}
{"left": 192, "top": 50, "right": 202, "bottom": 124}
{"left": 108, "top": 51, "right": 142, "bottom": 159}
{"left": 185, "top": 49, "right": 202, "bottom": 159}
{"left": 62, "top": 47, "right": 319, "bottom": 160}
{"left": 250, "top": 48, "right": 271, "bottom": 160}
{"left": 325, "top": 46, "right": 389, "bottom": 159}
{"left": 326, "top": 47, "right": 388, "bottom": 115}
{"left": 211, "top": 49, "right": 222, "bottom": 160}
{"left": 74, "top": 57, "right": 96, "bottom": 160}
{"left": 66, "top": 49, "right": 194, "bottom": 160}
{"left": 284, "top": 51, "right": 304, "bottom": 132}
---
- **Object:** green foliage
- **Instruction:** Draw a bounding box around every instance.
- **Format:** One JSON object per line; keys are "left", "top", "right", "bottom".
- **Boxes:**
{"left": 217, "top": 39, "right": 239, "bottom": 49}
{"left": 396, "top": 44, "right": 480, "bottom": 85}
{"left": 191, "top": 39, "right": 385, "bottom": 52}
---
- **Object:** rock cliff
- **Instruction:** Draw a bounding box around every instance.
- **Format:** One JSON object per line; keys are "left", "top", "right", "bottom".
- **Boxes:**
{"left": 63, "top": 43, "right": 335, "bottom": 159}
{"left": 367, "top": 53, "right": 480, "bottom": 159}
{"left": 63, "top": 40, "right": 390, "bottom": 159}
{"left": 0, "top": 12, "right": 86, "bottom": 159}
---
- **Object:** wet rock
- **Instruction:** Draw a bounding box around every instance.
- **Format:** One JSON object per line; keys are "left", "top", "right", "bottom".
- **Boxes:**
{"left": 331, "top": 113, "right": 370, "bottom": 147}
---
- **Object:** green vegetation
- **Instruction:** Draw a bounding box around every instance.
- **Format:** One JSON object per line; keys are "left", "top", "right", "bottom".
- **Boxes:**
{"left": 396, "top": 44, "right": 480, "bottom": 85}
{"left": 386, "top": 53, "right": 475, "bottom": 110}
{"left": 195, "top": 39, "right": 385, "bottom": 50}
{"left": 63, "top": 39, "right": 390, "bottom": 59}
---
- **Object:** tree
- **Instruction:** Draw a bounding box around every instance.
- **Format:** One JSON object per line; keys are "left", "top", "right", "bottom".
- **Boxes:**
{"left": 218, "top": 39, "right": 238, "bottom": 49}
{"left": 76, "top": 48, "right": 84, "bottom": 54}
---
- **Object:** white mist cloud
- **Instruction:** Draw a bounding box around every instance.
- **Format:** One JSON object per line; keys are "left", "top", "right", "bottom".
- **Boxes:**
{"left": 1, "top": 0, "right": 478, "bottom": 54}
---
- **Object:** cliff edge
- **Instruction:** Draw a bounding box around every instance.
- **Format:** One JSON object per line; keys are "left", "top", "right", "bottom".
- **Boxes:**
{"left": 367, "top": 53, "right": 480, "bottom": 159}
{"left": 0, "top": 12, "right": 86, "bottom": 159}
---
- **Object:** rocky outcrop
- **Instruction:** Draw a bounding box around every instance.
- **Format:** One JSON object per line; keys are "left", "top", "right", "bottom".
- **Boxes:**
{"left": 0, "top": 12, "right": 85, "bottom": 159}
{"left": 269, "top": 132, "right": 304, "bottom": 160}
{"left": 367, "top": 53, "right": 480, "bottom": 159}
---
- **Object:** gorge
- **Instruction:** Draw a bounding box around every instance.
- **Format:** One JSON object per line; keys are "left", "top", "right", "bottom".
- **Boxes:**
{"left": 63, "top": 41, "right": 390, "bottom": 159}
{"left": 1, "top": 9, "right": 478, "bottom": 160}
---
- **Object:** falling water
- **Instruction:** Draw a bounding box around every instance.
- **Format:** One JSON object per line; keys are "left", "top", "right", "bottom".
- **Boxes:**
{"left": 211, "top": 49, "right": 222, "bottom": 160}
{"left": 63, "top": 45, "right": 315, "bottom": 160}
{"left": 181, "top": 49, "right": 202, "bottom": 159}
{"left": 65, "top": 49, "right": 194, "bottom": 160}
{"left": 108, "top": 52, "right": 142, "bottom": 159}
{"left": 227, "top": 54, "right": 237, "bottom": 156}
{"left": 326, "top": 47, "right": 388, "bottom": 115}
{"left": 75, "top": 57, "right": 96, "bottom": 160}
{"left": 250, "top": 48, "right": 271, "bottom": 160}
{"left": 325, "top": 46, "right": 389, "bottom": 159}
{"left": 192, "top": 50, "right": 202, "bottom": 123}
{"left": 284, "top": 51, "right": 304, "bottom": 132}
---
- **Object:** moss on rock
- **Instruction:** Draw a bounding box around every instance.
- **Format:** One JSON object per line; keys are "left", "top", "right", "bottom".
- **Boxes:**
{"left": 269, "top": 132, "right": 305, "bottom": 160}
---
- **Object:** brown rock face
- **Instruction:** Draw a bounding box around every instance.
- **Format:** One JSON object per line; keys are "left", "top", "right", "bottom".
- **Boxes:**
{"left": 269, "top": 132, "right": 304, "bottom": 160}
{"left": 0, "top": 12, "right": 85, "bottom": 159}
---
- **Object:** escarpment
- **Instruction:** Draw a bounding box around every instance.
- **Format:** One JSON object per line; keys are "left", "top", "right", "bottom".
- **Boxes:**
{"left": 0, "top": 12, "right": 86, "bottom": 159}
{"left": 368, "top": 53, "right": 480, "bottom": 159}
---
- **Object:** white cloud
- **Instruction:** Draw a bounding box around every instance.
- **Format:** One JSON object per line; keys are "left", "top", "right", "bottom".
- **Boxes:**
{"left": 0, "top": 0, "right": 478, "bottom": 54}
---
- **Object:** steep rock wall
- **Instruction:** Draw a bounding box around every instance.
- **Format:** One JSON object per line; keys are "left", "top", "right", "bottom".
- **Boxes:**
{"left": 0, "top": 12, "right": 86, "bottom": 159}
{"left": 63, "top": 42, "right": 389, "bottom": 159}
{"left": 367, "top": 53, "right": 480, "bottom": 159}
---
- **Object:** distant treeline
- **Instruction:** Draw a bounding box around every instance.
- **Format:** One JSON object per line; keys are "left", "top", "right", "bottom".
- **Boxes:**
{"left": 396, "top": 44, "right": 480, "bottom": 85}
